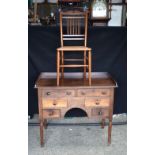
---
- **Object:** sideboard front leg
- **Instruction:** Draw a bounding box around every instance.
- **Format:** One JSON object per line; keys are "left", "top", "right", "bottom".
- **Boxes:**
{"left": 108, "top": 88, "right": 114, "bottom": 145}
{"left": 40, "top": 120, "right": 44, "bottom": 147}
{"left": 108, "top": 120, "right": 112, "bottom": 145}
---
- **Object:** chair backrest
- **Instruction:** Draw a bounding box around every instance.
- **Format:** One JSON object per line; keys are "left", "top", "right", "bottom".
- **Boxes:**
{"left": 59, "top": 10, "right": 88, "bottom": 47}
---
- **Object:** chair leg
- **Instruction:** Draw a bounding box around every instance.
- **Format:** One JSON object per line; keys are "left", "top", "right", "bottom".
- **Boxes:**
{"left": 88, "top": 50, "right": 91, "bottom": 86}
{"left": 83, "top": 50, "right": 86, "bottom": 80}
{"left": 57, "top": 50, "right": 60, "bottom": 86}
{"left": 61, "top": 50, "right": 64, "bottom": 79}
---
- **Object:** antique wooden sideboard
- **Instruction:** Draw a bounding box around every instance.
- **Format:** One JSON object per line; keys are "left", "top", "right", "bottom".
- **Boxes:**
{"left": 35, "top": 72, "right": 117, "bottom": 146}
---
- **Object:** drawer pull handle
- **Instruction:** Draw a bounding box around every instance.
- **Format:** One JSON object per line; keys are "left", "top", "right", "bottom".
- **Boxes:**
{"left": 53, "top": 103, "right": 57, "bottom": 106}
{"left": 81, "top": 92, "right": 85, "bottom": 95}
{"left": 49, "top": 111, "right": 53, "bottom": 116}
{"left": 46, "top": 92, "right": 50, "bottom": 96}
{"left": 98, "top": 111, "right": 102, "bottom": 115}
{"left": 96, "top": 102, "right": 100, "bottom": 105}
{"left": 49, "top": 113, "right": 52, "bottom": 116}
{"left": 66, "top": 92, "right": 71, "bottom": 95}
{"left": 101, "top": 92, "right": 106, "bottom": 95}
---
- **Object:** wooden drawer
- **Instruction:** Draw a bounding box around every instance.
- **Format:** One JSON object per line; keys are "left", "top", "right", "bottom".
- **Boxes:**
{"left": 42, "top": 99, "right": 67, "bottom": 109}
{"left": 43, "top": 89, "right": 75, "bottom": 98}
{"left": 77, "top": 89, "right": 110, "bottom": 97}
{"left": 85, "top": 98, "right": 110, "bottom": 107}
{"left": 43, "top": 109, "right": 60, "bottom": 118}
{"left": 91, "top": 108, "right": 109, "bottom": 117}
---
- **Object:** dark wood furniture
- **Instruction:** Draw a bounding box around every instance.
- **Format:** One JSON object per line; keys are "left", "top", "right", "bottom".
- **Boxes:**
{"left": 57, "top": 10, "right": 92, "bottom": 86}
{"left": 58, "top": 0, "right": 81, "bottom": 7}
{"left": 33, "top": 0, "right": 58, "bottom": 23}
{"left": 35, "top": 72, "right": 117, "bottom": 146}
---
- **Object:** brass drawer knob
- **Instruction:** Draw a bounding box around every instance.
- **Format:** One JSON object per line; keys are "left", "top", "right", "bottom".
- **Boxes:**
{"left": 66, "top": 92, "right": 71, "bottom": 95}
{"left": 49, "top": 111, "right": 53, "bottom": 116}
{"left": 98, "top": 111, "right": 102, "bottom": 115}
{"left": 53, "top": 102, "right": 57, "bottom": 106}
{"left": 81, "top": 92, "right": 85, "bottom": 95}
{"left": 101, "top": 92, "right": 106, "bottom": 95}
{"left": 95, "top": 102, "right": 100, "bottom": 105}
{"left": 46, "top": 92, "right": 50, "bottom": 96}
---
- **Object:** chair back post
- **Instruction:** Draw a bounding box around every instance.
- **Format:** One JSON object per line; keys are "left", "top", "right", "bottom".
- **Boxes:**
{"left": 60, "top": 12, "right": 63, "bottom": 47}
{"left": 84, "top": 12, "right": 88, "bottom": 47}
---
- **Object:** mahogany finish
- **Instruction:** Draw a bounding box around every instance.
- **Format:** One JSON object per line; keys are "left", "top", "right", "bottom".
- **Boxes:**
{"left": 35, "top": 72, "right": 117, "bottom": 146}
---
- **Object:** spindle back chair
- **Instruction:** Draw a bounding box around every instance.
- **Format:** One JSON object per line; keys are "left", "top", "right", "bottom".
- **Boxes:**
{"left": 57, "top": 10, "right": 92, "bottom": 86}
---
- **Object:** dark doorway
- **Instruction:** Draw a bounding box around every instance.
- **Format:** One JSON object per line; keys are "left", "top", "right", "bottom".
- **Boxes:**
{"left": 65, "top": 108, "right": 87, "bottom": 117}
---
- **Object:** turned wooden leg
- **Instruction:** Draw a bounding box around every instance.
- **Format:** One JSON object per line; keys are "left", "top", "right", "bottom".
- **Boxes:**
{"left": 43, "top": 119, "right": 47, "bottom": 129}
{"left": 101, "top": 118, "right": 105, "bottom": 129}
{"left": 40, "top": 120, "right": 44, "bottom": 147}
{"left": 83, "top": 50, "right": 86, "bottom": 80}
{"left": 57, "top": 50, "right": 60, "bottom": 86}
{"left": 108, "top": 120, "right": 112, "bottom": 145}
{"left": 61, "top": 50, "right": 64, "bottom": 79}
{"left": 88, "top": 50, "right": 91, "bottom": 86}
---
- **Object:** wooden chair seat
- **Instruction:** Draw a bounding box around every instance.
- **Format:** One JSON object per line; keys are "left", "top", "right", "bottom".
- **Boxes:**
{"left": 57, "top": 46, "right": 91, "bottom": 51}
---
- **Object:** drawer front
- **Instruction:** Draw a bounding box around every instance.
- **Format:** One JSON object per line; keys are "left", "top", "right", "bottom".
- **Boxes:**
{"left": 85, "top": 98, "right": 110, "bottom": 107}
{"left": 42, "top": 99, "right": 67, "bottom": 109}
{"left": 43, "top": 109, "right": 60, "bottom": 118}
{"left": 91, "top": 108, "right": 109, "bottom": 117}
{"left": 77, "top": 89, "right": 110, "bottom": 97}
{"left": 43, "top": 89, "right": 75, "bottom": 98}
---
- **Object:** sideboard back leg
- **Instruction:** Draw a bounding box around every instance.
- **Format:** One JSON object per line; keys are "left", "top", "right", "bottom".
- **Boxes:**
{"left": 40, "top": 120, "right": 44, "bottom": 147}
{"left": 101, "top": 118, "right": 105, "bottom": 129}
{"left": 43, "top": 119, "right": 47, "bottom": 129}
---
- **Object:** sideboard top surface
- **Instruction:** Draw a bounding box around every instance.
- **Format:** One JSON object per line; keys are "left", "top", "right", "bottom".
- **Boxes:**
{"left": 35, "top": 72, "right": 117, "bottom": 88}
